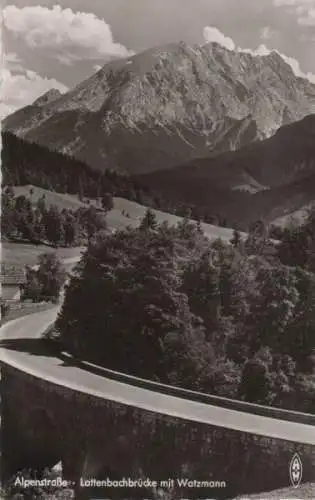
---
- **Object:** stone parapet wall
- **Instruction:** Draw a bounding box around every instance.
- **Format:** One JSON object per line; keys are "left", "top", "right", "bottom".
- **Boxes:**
{"left": 1, "top": 364, "right": 314, "bottom": 499}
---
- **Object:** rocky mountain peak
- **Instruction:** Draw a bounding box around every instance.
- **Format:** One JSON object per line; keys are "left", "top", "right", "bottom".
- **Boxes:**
{"left": 3, "top": 41, "right": 315, "bottom": 174}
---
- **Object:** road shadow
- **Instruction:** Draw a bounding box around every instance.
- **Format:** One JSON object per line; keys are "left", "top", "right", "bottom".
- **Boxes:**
{"left": 0, "top": 337, "right": 83, "bottom": 370}
{"left": 0, "top": 338, "right": 61, "bottom": 358}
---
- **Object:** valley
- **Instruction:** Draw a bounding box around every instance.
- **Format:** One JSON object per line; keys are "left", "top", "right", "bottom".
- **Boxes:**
{"left": 136, "top": 114, "right": 315, "bottom": 228}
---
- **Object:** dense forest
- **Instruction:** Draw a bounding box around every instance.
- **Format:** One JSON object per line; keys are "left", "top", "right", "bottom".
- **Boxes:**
{"left": 56, "top": 209, "right": 315, "bottom": 412}
{"left": 1, "top": 131, "right": 233, "bottom": 229}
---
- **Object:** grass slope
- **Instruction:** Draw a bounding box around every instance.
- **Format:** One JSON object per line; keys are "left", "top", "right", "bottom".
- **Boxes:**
{"left": 1, "top": 242, "right": 85, "bottom": 268}
{"left": 2, "top": 186, "right": 247, "bottom": 270}
{"left": 13, "top": 185, "right": 93, "bottom": 211}
{"left": 111, "top": 197, "right": 247, "bottom": 241}
{"left": 13, "top": 185, "right": 246, "bottom": 241}
{"left": 272, "top": 204, "right": 311, "bottom": 228}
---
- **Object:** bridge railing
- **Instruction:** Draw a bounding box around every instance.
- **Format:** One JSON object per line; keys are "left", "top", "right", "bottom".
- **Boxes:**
{"left": 60, "top": 351, "right": 315, "bottom": 427}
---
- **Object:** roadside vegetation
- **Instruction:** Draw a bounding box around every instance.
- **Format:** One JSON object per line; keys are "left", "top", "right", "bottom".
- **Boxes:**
{"left": 1, "top": 252, "right": 68, "bottom": 324}
{"left": 22, "top": 252, "right": 66, "bottom": 303}
{"left": 56, "top": 209, "right": 315, "bottom": 412}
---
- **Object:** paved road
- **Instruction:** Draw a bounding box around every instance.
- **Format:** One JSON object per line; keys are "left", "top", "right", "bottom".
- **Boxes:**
{"left": 0, "top": 257, "right": 314, "bottom": 445}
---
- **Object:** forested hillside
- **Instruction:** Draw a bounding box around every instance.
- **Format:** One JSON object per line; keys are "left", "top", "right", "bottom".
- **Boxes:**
{"left": 1, "top": 131, "right": 232, "bottom": 228}
{"left": 56, "top": 211, "right": 315, "bottom": 412}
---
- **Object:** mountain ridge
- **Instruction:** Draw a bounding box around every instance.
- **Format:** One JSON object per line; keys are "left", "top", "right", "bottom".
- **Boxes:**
{"left": 4, "top": 41, "right": 315, "bottom": 175}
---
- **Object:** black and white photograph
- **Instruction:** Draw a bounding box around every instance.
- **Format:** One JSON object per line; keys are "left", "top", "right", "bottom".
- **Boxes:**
{"left": 0, "top": 0, "right": 315, "bottom": 498}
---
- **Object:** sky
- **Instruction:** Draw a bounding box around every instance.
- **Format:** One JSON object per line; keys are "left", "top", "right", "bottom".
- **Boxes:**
{"left": 1, "top": 0, "right": 315, "bottom": 118}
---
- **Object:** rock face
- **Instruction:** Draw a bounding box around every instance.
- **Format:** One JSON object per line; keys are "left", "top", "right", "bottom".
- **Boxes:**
{"left": 3, "top": 42, "right": 315, "bottom": 174}
{"left": 32, "top": 89, "right": 62, "bottom": 107}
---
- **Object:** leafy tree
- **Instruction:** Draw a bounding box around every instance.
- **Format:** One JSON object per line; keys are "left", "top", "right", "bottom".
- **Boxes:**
{"left": 78, "top": 206, "right": 107, "bottom": 241}
{"left": 101, "top": 192, "right": 114, "bottom": 211}
{"left": 163, "top": 296, "right": 215, "bottom": 391}
{"left": 245, "top": 220, "right": 271, "bottom": 257}
{"left": 285, "top": 268, "right": 315, "bottom": 367}
{"left": 306, "top": 237, "right": 315, "bottom": 274}
{"left": 239, "top": 357, "right": 272, "bottom": 403}
{"left": 37, "top": 253, "right": 66, "bottom": 302}
{"left": 182, "top": 251, "right": 221, "bottom": 337}
{"left": 196, "top": 217, "right": 203, "bottom": 234}
{"left": 292, "top": 373, "right": 315, "bottom": 412}
{"left": 278, "top": 227, "right": 310, "bottom": 268}
{"left": 43, "top": 205, "right": 64, "bottom": 246}
{"left": 22, "top": 253, "right": 66, "bottom": 303}
{"left": 0, "top": 299, "right": 10, "bottom": 320}
{"left": 206, "top": 357, "right": 241, "bottom": 398}
{"left": 63, "top": 213, "right": 78, "bottom": 247}
{"left": 1, "top": 186, "right": 16, "bottom": 237}
{"left": 20, "top": 204, "right": 37, "bottom": 241}
{"left": 15, "top": 195, "right": 30, "bottom": 212}
{"left": 57, "top": 226, "right": 216, "bottom": 384}
{"left": 245, "top": 262, "right": 299, "bottom": 352}
{"left": 36, "top": 194, "right": 46, "bottom": 213}
{"left": 22, "top": 268, "right": 43, "bottom": 302}
{"left": 4, "top": 185, "right": 14, "bottom": 198}
{"left": 139, "top": 208, "right": 158, "bottom": 231}
{"left": 33, "top": 210, "right": 46, "bottom": 244}
{"left": 230, "top": 228, "right": 241, "bottom": 248}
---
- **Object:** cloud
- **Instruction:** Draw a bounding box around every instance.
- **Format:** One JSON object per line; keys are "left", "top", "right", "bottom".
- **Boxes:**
{"left": 203, "top": 26, "right": 235, "bottom": 51}
{"left": 4, "top": 52, "right": 23, "bottom": 69}
{"left": 3, "top": 4, "right": 133, "bottom": 66}
{"left": 0, "top": 102, "right": 15, "bottom": 121}
{"left": 0, "top": 53, "right": 68, "bottom": 120}
{"left": 273, "top": 0, "right": 315, "bottom": 5}
{"left": 241, "top": 44, "right": 272, "bottom": 56}
{"left": 278, "top": 52, "right": 315, "bottom": 81}
{"left": 202, "top": 26, "right": 315, "bottom": 83}
{"left": 260, "top": 26, "right": 276, "bottom": 40}
{"left": 1, "top": 4, "right": 134, "bottom": 118}
{"left": 273, "top": 0, "right": 315, "bottom": 25}
{"left": 298, "top": 7, "right": 315, "bottom": 24}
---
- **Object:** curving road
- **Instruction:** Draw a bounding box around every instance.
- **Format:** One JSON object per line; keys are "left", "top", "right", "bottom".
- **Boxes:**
{"left": 0, "top": 257, "right": 314, "bottom": 446}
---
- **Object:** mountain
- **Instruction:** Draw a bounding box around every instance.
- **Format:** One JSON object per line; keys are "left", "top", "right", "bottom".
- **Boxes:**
{"left": 3, "top": 42, "right": 315, "bottom": 175}
{"left": 135, "top": 115, "right": 315, "bottom": 228}
{"left": 33, "top": 89, "right": 62, "bottom": 107}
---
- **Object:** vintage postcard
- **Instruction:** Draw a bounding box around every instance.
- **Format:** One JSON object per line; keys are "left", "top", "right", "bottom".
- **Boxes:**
{"left": 0, "top": 1, "right": 314, "bottom": 499}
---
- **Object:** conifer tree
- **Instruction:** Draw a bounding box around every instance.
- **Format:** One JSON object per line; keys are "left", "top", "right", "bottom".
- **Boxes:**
{"left": 139, "top": 208, "right": 158, "bottom": 231}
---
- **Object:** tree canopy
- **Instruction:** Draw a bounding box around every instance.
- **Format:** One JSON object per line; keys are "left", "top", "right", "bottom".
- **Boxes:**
{"left": 56, "top": 215, "right": 315, "bottom": 411}
{"left": 22, "top": 252, "right": 66, "bottom": 303}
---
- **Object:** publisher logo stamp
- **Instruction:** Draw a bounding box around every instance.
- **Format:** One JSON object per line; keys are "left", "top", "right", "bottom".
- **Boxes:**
{"left": 289, "top": 452, "right": 302, "bottom": 488}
